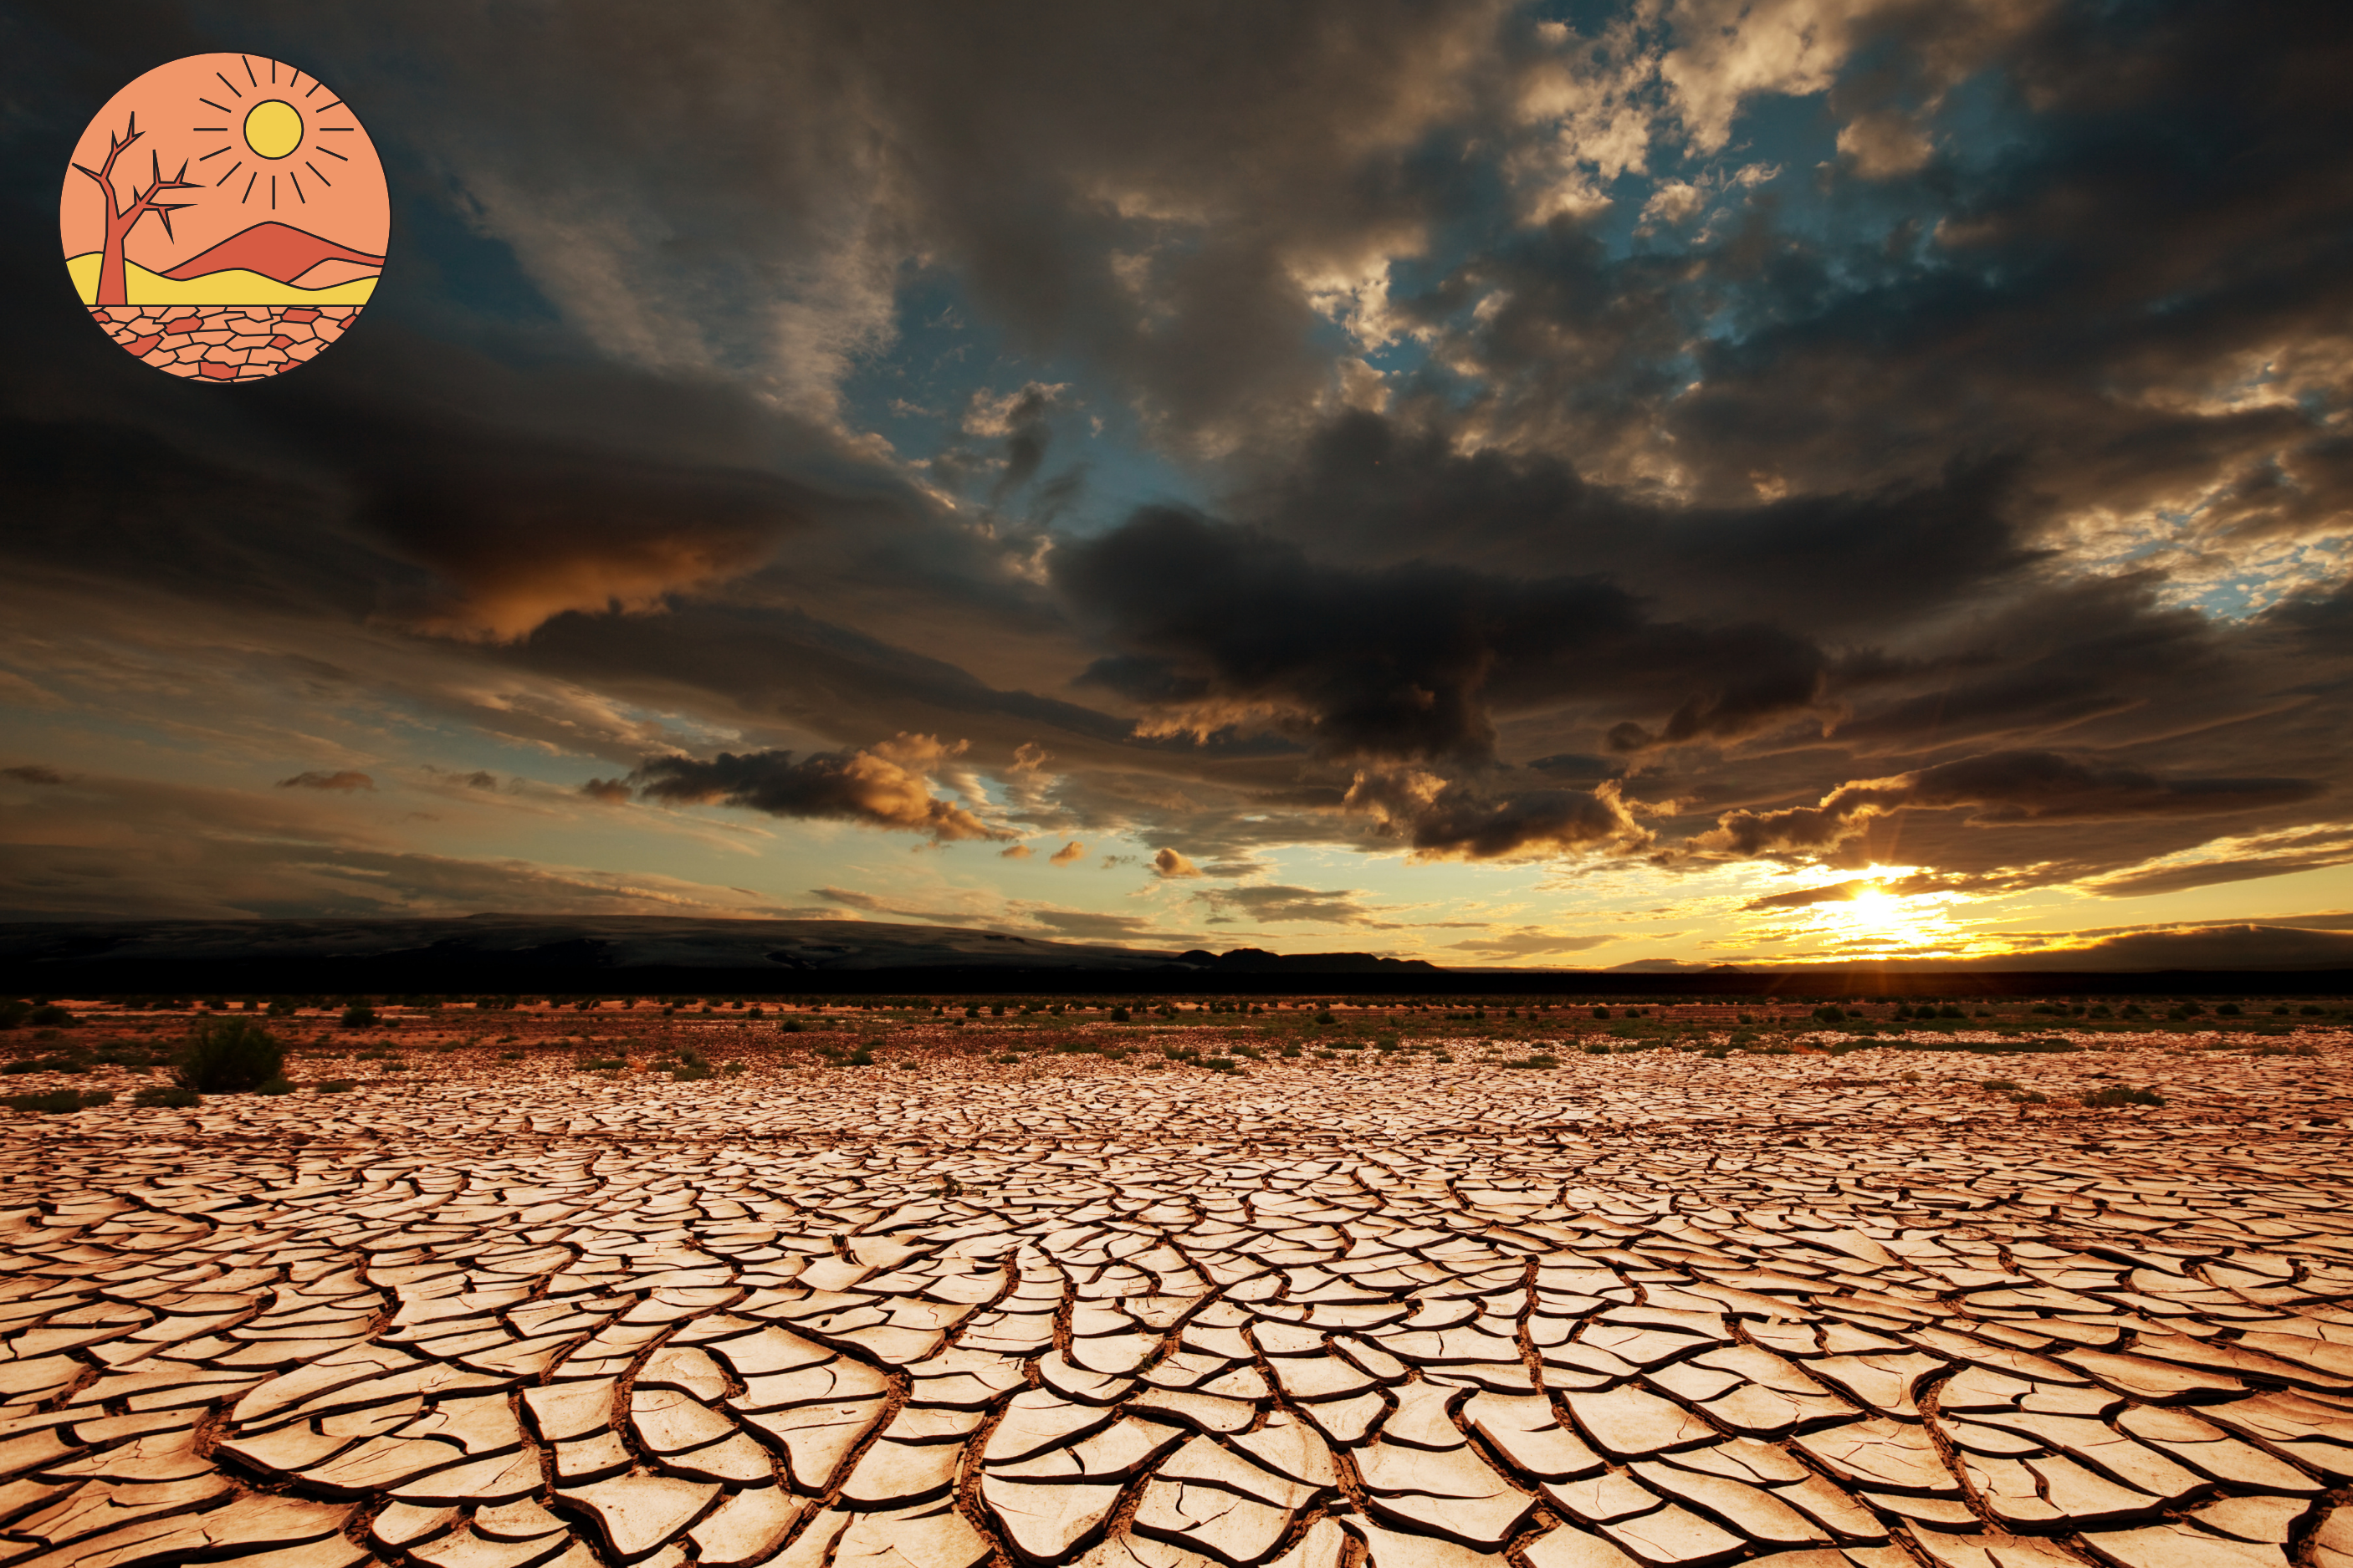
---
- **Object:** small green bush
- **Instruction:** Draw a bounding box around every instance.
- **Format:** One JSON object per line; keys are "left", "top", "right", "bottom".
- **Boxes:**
{"left": 340, "top": 1003, "right": 377, "bottom": 1029}
{"left": 315, "top": 1079, "right": 356, "bottom": 1093}
{"left": 134, "top": 1085, "right": 201, "bottom": 1108}
{"left": 1504, "top": 1055, "right": 1561, "bottom": 1070}
{"left": 1583, "top": 1042, "right": 1610, "bottom": 1055}
{"left": 253, "top": 1076, "right": 295, "bottom": 1096}
{"left": 177, "top": 1017, "right": 286, "bottom": 1092}
{"left": 1110, "top": 1006, "right": 1131, "bottom": 1022}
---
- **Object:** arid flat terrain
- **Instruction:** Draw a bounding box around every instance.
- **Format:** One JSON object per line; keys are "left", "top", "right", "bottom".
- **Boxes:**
{"left": 4, "top": 999, "right": 2353, "bottom": 1568}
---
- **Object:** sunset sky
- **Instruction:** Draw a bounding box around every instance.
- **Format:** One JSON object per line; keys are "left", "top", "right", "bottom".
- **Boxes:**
{"left": 5, "top": 1, "right": 2351, "bottom": 969}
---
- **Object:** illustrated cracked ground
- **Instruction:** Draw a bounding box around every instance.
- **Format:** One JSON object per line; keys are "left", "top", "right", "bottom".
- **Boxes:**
{"left": 7, "top": 1018, "right": 2353, "bottom": 1568}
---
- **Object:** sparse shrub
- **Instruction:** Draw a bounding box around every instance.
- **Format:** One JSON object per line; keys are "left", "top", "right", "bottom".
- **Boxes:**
{"left": 1504, "top": 1055, "right": 1561, "bottom": 1070}
{"left": 1592, "top": 1006, "right": 1611, "bottom": 1019}
{"left": 1981, "top": 1078, "right": 2021, "bottom": 1091}
{"left": 1110, "top": 1006, "right": 1131, "bottom": 1022}
{"left": 253, "top": 1076, "right": 294, "bottom": 1096}
{"left": 580, "top": 1056, "right": 627, "bottom": 1071}
{"left": 1583, "top": 1042, "right": 1610, "bottom": 1055}
{"left": 177, "top": 1017, "right": 285, "bottom": 1092}
{"left": 315, "top": 1080, "right": 356, "bottom": 1093}
{"left": 1315, "top": 1009, "right": 1336, "bottom": 1024}
{"left": 2084, "top": 1084, "right": 2166, "bottom": 1107}
{"left": 4, "top": 1089, "right": 92, "bottom": 1113}
{"left": 340, "top": 1003, "right": 376, "bottom": 1029}
{"left": 133, "top": 1085, "right": 200, "bottom": 1108}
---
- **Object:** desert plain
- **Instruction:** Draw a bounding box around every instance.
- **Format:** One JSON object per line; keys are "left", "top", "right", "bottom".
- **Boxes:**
{"left": 3, "top": 994, "right": 2353, "bottom": 1568}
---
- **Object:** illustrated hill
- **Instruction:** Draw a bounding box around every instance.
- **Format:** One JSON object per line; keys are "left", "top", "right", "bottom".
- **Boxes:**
{"left": 157, "top": 221, "right": 381, "bottom": 284}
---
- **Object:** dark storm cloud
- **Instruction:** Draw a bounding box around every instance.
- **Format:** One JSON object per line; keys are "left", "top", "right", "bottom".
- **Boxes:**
{"left": 1698, "top": 751, "right": 2325, "bottom": 858}
{"left": 1432, "top": 0, "right": 2353, "bottom": 544}
{"left": 1054, "top": 506, "right": 1842, "bottom": 764}
{"left": 611, "top": 739, "right": 1011, "bottom": 843}
{"left": 1345, "top": 770, "right": 1653, "bottom": 863}
{"left": 1254, "top": 413, "right": 2045, "bottom": 638}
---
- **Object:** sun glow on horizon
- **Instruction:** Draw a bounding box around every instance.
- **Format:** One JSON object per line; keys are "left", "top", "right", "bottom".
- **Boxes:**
{"left": 1782, "top": 866, "right": 1983, "bottom": 958}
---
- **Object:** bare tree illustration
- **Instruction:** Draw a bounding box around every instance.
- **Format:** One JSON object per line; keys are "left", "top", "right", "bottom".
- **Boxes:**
{"left": 71, "top": 112, "right": 199, "bottom": 307}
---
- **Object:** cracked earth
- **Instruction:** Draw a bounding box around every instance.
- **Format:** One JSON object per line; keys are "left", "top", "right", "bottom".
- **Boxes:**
{"left": 7, "top": 1032, "right": 2353, "bottom": 1568}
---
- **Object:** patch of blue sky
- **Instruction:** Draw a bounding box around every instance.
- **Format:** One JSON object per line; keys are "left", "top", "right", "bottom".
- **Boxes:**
{"left": 839, "top": 272, "right": 1205, "bottom": 536}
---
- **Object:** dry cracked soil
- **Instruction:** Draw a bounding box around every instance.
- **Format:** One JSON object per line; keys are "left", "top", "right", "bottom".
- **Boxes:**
{"left": 6, "top": 1002, "right": 2353, "bottom": 1568}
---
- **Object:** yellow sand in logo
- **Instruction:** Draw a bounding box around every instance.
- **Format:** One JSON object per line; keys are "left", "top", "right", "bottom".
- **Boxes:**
{"left": 66, "top": 252, "right": 378, "bottom": 307}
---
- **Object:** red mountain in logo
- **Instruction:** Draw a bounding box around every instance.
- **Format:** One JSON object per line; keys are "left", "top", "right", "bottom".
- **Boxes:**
{"left": 159, "top": 222, "right": 384, "bottom": 285}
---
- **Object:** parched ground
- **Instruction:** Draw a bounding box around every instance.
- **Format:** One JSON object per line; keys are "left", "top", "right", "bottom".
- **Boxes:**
{"left": 83, "top": 305, "right": 357, "bottom": 380}
{"left": 5, "top": 1008, "right": 2353, "bottom": 1568}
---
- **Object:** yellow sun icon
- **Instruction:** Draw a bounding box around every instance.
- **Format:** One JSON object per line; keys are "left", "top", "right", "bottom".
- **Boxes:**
{"left": 242, "top": 99, "right": 301, "bottom": 159}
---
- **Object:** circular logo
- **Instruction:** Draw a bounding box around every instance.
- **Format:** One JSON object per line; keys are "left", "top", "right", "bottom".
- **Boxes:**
{"left": 59, "top": 54, "right": 387, "bottom": 382}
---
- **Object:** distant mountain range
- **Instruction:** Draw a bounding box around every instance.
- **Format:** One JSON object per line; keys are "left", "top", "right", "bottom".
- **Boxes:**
{"left": 158, "top": 222, "right": 381, "bottom": 285}
{"left": 0, "top": 916, "right": 1436, "bottom": 993}
{"left": 0, "top": 916, "right": 2342, "bottom": 997}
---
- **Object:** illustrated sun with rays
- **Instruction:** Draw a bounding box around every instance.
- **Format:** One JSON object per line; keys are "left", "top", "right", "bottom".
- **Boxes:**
{"left": 189, "top": 55, "right": 361, "bottom": 215}
{"left": 60, "top": 53, "right": 389, "bottom": 379}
